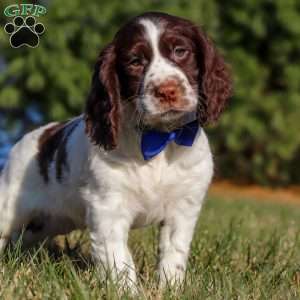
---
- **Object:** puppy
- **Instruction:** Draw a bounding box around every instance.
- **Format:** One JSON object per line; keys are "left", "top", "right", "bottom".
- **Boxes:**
{"left": 0, "top": 12, "right": 232, "bottom": 286}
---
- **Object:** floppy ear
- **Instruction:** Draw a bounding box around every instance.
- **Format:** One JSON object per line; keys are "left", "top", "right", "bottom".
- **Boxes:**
{"left": 85, "top": 44, "right": 121, "bottom": 150}
{"left": 194, "top": 28, "right": 232, "bottom": 125}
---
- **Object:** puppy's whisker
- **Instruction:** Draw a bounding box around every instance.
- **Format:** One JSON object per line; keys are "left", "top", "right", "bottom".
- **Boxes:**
{"left": 122, "top": 95, "right": 137, "bottom": 104}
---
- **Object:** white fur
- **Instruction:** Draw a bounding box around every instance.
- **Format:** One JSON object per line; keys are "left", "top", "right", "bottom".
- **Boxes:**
{"left": 0, "top": 19, "right": 214, "bottom": 288}
{"left": 0, "top": 115, "right": 213, "bottom": 286}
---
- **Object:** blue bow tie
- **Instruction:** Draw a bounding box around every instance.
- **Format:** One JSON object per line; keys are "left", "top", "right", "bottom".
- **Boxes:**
{"left": 141, "top": 120, "right": 199, "bottom": 160}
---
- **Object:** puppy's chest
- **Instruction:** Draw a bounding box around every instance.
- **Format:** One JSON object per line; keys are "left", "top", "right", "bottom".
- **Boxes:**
{"left": 118, "top": 157, "right": 193, "bottom": 226}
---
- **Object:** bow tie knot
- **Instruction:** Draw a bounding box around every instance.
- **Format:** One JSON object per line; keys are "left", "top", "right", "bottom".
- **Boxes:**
{"left": 168, "top": 131, "right": 177, "bottom": 141}
{"left": 141, "top": 120, "right": 199, "bottom": 160}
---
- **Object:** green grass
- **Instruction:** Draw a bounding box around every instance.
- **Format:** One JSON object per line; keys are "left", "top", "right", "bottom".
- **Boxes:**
{"left": 1, "top": 196, "right": 300, "bottom": 299}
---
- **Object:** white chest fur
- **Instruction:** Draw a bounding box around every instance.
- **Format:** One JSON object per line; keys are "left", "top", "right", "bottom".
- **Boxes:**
{"left": 84, "top": 128, "right": 214, "bottom": 287}
{"left": 85, "top": 129, "right": 213, "bottom": 229}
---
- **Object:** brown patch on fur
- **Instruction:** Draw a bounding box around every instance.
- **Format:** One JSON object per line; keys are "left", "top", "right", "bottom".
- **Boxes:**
{"left": 26, "top": 216, "right": 45, "bottom": 233}
{"left": 55, "top": 120, "right": 80, "bottom": 182}
{"left": 55, "top": 143, "right": 67, "bottom": 182}
{"left": 37, "top": 119, "right": 80, "bottom": 183}
{"left": 38, "top": 122, "right": 66, "bottom": 183}
{"left": 85, "top": 44, "right": 121, "bottom": 150}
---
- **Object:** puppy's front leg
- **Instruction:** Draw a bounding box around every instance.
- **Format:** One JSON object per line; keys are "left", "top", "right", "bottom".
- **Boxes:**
{"left": 158, "top": 197, "right": 202, "bottom": 287}
{"left": 87, "top": 196, "right": 136, "bottom": 287}
{"left": 0, "top": 237, "right": 8, "bottom": 253}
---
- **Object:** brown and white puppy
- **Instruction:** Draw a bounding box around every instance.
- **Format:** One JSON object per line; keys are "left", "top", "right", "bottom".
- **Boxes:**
{"left": 0, "top": 12, "right": 232, "bottom": 287}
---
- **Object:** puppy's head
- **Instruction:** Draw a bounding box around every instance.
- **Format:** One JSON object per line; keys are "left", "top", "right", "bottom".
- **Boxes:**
{"left": 85, "top": 12, "right": 232, "bottom": 149}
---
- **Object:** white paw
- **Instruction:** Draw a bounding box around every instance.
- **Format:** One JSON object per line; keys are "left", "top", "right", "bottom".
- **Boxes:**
{"left": 158, "top": 263, "right": 185, "bottom": 287}
{"left": 95, "top": 262, "right": 138, "bottom": 291}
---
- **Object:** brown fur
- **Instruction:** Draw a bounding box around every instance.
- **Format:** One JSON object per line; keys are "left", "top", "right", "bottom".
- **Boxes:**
{"left": 85, "top": 44, "right": 121, "bottom": 150}
{"left": 37, "top": 119, "right": 80, "bottom": 183}
{"left": 38, "top": 122, "right": 66, "bottom": 183}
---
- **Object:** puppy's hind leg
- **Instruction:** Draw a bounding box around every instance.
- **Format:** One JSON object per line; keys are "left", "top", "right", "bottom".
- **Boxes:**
{"left": 0, "top": 192, "right": 38, "bottom": 252}
{"left": 0, "top": 132, "right": 49, "bottom": 252}
{"left": 0, "top": 200, "right": 16, "bottom": 253}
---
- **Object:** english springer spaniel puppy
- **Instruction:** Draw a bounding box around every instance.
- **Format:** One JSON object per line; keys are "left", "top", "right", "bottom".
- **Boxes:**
{"left": 0, "top": 12, "right": 232, "bottom": 287}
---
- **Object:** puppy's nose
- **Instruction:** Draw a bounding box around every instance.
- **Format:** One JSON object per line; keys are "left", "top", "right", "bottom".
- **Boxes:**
{"left": 154, "top": 80, "right": 181, "bottom": 103}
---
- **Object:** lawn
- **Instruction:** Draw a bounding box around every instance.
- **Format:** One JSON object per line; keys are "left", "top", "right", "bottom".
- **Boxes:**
{"left": 1, "top": 196, "right": 300, "bottom": 299}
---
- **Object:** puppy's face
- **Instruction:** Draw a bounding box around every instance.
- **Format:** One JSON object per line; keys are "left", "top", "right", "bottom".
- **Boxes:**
{"left": 115, "top": 18, "right": 199, "bottom": 128}
{"left": 85, "top": 12, "right": 232, "bottom": 149}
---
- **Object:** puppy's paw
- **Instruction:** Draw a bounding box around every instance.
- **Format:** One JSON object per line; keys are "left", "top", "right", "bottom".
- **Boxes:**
{"left": 158, "top": 263, "right": 186, "bottom": 288}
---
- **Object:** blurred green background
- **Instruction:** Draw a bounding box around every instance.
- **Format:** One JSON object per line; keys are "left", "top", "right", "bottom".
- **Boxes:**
{"left": 0, "top": 0, "right": 299, "bottom": 186}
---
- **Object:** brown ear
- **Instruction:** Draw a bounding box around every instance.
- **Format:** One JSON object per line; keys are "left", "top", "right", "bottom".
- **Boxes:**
{"left": 194, "top": 28, "right": 233, "bottom": 125}
{"left": 85, "top": 44, "right": 120, "bottom": 150}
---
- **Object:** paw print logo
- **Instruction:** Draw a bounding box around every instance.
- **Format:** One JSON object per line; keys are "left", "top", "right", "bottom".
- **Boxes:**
{"left": 4, "top": 16, "right": 45, "bottom": 48}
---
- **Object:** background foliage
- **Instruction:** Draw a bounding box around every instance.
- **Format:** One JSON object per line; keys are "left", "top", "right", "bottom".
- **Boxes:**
{"left": 0, "top": 0, "right": 299, "bottom": 185}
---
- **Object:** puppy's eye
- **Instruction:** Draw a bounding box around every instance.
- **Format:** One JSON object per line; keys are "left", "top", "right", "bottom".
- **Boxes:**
{"left": 129, "top": 57, "right": 143, "bottom": 67}
{"left": 174, "top": 46, "right": 188, "bottom": 59}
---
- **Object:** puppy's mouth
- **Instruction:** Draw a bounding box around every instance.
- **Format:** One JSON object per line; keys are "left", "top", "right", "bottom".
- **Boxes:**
{"left": 142, "top": 109, "right": 185, "bottom": 123}
{"left": 140, "top": 109, "right": 197, "bottom": 131}
{"left": 156, "top": 109, "right": 185, "bottom": 119}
